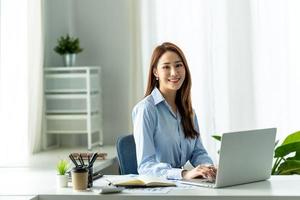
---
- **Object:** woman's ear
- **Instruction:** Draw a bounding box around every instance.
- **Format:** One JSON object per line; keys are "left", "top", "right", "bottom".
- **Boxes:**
{"left": 153, "top": 68, "right": 158, "bottom": 78}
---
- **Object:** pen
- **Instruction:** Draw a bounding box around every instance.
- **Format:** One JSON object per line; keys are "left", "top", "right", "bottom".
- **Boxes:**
{"left": 93, "top": 173, "right": 103, "bottom": 181}
{"left": 69, "top": 154, "right": 79, "bottom": 168}
{"left": 89, "top": 152, "right": 98, "bottom": 167}
{"left": 79, "top": 154, "right": 85, "bottom": 166}
{"left": 105, "top": 178, "right": 113, "bottom": 186}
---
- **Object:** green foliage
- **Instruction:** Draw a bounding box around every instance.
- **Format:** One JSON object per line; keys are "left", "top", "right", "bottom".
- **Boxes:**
{"left": 272, "top": 131, "right": 300, "bottom": 175}
{"left": 212, "top": 131, "right": 300, "bottom": 175}
{"left": 56, "top": 159, "right": 69, "bottom": 175}
{"left": 54, "top": 34, "right": 83, "bottom": 55}
{"left": 212, "top": 135, "right": 222, "bottom": 141}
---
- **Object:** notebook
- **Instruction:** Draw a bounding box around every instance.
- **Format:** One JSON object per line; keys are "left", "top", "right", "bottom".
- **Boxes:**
{"left": 106, "top": 175, "right": 176, "bottom": 187}
{"left": 179, "top": 128, "right": 276, "bottom": 188}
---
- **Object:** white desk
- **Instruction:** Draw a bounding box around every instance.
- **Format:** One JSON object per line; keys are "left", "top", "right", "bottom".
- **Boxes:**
{"left": 0, "top": 145, "right": 118, "bottom": 200}
{"left": 1, "top": 166, "right": 300, "bottom": 200}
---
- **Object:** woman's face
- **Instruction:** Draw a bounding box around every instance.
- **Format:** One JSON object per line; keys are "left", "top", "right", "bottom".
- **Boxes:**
{"left": 153, "top": 51, "right": 186, "bottom": 93}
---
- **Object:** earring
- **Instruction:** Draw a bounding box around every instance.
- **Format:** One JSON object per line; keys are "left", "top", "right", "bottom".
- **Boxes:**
{"left": 156, "top": 77, "right": 159, "bottom": 80}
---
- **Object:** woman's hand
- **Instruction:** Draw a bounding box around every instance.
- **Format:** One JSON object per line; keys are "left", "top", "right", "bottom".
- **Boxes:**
{"left": 182, "top": 164, "right": 217, "bottom": 180}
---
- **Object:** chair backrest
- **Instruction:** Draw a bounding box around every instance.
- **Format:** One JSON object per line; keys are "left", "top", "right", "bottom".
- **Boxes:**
{"left": 116, "top": 134, "right": 138, "bottom": 175}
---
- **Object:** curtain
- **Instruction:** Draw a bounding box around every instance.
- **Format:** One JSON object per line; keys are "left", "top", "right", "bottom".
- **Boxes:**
{"left": 0, "top": 0, "right": 43, "bottom": 166}
{"left": 250, "top": 0, "right": 300, "bottom": 140}
{"left": 27, "top": 0, "right": 44, "bottom": 153}
{"left": 139, "top": 0, "right": 300, "bottom": 163}
{"left": 128, "top": 0, "right": 144, "bottom": 126}
{"left": 0, "top": 0, "right": 29, "bottom": 165}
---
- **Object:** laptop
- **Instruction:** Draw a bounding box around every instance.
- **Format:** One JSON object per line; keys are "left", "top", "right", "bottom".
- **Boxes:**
{"left": 179, "top": 128, "right": 276, "bottom": 188}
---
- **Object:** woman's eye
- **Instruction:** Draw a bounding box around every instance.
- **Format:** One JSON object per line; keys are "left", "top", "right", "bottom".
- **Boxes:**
{"left": 176, "top": 64, "right": 183, "bottom": 68}
{"left": 163, "top": 66, "right": 170, "bottom": 69}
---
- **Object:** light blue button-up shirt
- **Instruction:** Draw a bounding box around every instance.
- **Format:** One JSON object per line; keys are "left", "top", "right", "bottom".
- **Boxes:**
{"left": 132, "top": 87, "right": 213, "bottom": 180}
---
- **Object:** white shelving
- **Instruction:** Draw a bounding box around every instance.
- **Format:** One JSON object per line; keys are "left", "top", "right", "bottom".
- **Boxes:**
{"left": 44, "top": 66, "right": 103, "bottom": 150}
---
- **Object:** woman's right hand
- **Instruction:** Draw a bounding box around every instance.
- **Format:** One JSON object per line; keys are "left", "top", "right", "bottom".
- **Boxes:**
{"left": 182, "top": 164, "right": 217, "bottom": 180}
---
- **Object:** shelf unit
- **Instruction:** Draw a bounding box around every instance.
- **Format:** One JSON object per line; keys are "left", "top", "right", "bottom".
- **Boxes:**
{"left": 44, "top": 66, "right": 102, "bottom": 150}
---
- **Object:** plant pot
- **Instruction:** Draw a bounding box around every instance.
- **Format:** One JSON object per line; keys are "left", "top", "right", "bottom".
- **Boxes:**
{"left": 56, "top": 174, "right": 68, "bottom": 188}
{"left": 63, "top": 54, "right": 76, "bottom": 66}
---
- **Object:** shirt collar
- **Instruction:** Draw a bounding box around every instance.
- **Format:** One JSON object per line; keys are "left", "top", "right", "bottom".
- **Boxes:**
{"left": 151, "top": 87, "right": 165, "bottom": 105}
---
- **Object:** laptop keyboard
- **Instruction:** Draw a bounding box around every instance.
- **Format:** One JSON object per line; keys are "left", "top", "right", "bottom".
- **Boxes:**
{"left": 179, "top": 178, "right": 216, "bottom": 188}
{"left": 193, "top": 178, "right": 215, "bottom": 183}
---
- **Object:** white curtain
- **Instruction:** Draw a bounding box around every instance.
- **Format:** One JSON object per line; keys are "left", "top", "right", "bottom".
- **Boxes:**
{"left": 0, "top": 0, "right": 29, "bottom": 165}
{"left": 0, "top": 0, "right": 43, "bottom": 166}
{"left": 27, "top": 0, "right": 44, "bottom": 153}
{"left": 139, "top": 0, "right": 300, "bottom": 163}
{"left": 251, "top": 0, "right": 300, "bottom": 140}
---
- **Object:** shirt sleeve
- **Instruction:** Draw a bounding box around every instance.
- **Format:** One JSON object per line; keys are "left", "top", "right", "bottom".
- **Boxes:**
{"left": 132, "top": 102, "right": 185, "bottom": 180}
{"left": 189, "top": 113, "right": 214, "bottom": 167}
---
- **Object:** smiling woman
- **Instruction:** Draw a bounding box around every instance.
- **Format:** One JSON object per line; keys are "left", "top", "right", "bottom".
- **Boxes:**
{"left": 132, "top": 42, "right": 216, "bottom": 180}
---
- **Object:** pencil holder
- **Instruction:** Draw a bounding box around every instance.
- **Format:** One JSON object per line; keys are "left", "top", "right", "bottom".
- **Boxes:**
{"left": 71, "top": 167, "right": 88, "bottom": 190}
{"left": 87, "top": 166, "right": 93, "bottom": 188}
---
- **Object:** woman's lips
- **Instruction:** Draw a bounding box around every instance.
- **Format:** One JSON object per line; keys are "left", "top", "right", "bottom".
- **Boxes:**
{"left": 168, "top": 78, "right": 180, "bottom": 83}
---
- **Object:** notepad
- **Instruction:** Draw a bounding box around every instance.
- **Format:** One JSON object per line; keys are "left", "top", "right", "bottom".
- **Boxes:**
{"left": 107, "top": 175, "right": 176, "bottom": 187}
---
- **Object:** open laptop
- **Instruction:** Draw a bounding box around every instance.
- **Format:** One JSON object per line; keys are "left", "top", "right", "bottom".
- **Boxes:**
{"left": 179, "top": 128, "right": 276, "bottom": 188}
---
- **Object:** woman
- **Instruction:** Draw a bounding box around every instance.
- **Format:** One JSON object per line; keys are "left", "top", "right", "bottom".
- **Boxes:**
{"left": 132, "top": 42, "right": 216, "bottom": 180}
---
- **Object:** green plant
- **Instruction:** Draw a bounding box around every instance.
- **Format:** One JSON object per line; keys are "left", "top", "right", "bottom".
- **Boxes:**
{"left": 212, "top": 131, "right": 300, "bottom": 175}
{"left": 56, "top": 159, "right": 69, "bottom": 175}
{"left": 54, "top": 34, "right": 83, "bottom": 55}
{"left": 272, "top": 131, "right": 300, "bottom": 175}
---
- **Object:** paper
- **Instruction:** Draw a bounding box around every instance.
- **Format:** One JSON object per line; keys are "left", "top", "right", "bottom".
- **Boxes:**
{"left": 123, "top": 187, "right": 172, "bottom": 194}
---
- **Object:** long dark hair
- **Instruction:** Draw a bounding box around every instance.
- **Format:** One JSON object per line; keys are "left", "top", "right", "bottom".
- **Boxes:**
{"left": 145, "top": 42, "right": 199, "bottom": 139}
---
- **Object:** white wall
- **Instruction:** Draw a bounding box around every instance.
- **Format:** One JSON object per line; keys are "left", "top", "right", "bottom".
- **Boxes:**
{"left": 44, "top": 0, "right": 135, "bottom": 146}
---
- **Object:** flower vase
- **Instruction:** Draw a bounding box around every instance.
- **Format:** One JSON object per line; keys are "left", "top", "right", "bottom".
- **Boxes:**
{"left": 63, "top": 54, "right": 76, "bottom": 66}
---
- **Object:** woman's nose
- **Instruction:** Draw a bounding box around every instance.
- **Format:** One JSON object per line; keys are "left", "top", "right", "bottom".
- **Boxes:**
{"left": 170, "top": 66, "right": 178, "bottom": 76}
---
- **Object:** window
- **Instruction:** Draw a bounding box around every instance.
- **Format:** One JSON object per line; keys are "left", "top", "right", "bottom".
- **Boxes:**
{"left": 0, "top": 0, "right": 29, "bottom": 166}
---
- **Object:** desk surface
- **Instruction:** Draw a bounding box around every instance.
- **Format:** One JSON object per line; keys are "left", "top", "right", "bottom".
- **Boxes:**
{"left": 1, "top": 145, "right": 300, "bottom": 200}
{"left": 1, "top": 166, "right": 300, "bottom": 200}
{"left": 0, "top": 145, "right": 117, "bottom": 200}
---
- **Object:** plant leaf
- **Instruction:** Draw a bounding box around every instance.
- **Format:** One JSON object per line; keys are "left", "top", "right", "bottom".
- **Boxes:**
{"left": 277, "top": 160, "right": 300, "bottom": 175}
{"left": 56, "top": 159, "right": 69, "bottom": 175}
{"left": 282, "top": 130, "right": 300, "bottom": 145}
{"left": 275, "top": 131, "right": 300, "bottom": 158}
{"left": 54, "top": 34, "right": 83, "bottom": 55}
{"left": 212, "top": 135, "right": 221, "bottom": 141}
{"left": 274, "top": 141, "right": 300, "bottom": 158}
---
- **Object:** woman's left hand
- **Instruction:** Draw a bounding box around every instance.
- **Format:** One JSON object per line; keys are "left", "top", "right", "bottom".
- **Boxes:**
{"left": 196, "top": 164, "right": 217, "bottom": 181}
{"left": 182, "top": 164, "right": 217, "bottom": 180}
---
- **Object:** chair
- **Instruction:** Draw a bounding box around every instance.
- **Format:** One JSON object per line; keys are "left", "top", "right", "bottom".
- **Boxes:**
{"left": 116, "top": 134, "right": 138, "bottom": 175}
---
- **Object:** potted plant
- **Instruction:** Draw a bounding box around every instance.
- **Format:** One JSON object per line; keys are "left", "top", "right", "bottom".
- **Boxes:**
{"left": 212, "top": 130, "right": 300, "bottom": 175}
{"left": 272, "top": 130, "right": 300, "bottom": 175}
{"left": 54, "top": 34, "right": 83, "bottom": 66}
{"left": 56, "top": 159, "right": 70, "bottom": 188}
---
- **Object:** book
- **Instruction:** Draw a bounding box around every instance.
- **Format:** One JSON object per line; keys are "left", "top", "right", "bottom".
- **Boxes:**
{"left": 70, "top": 152, "right": 107, "bottom": 160}
{"left": 107, "top": 175, "right": 176, "bottom": 187}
